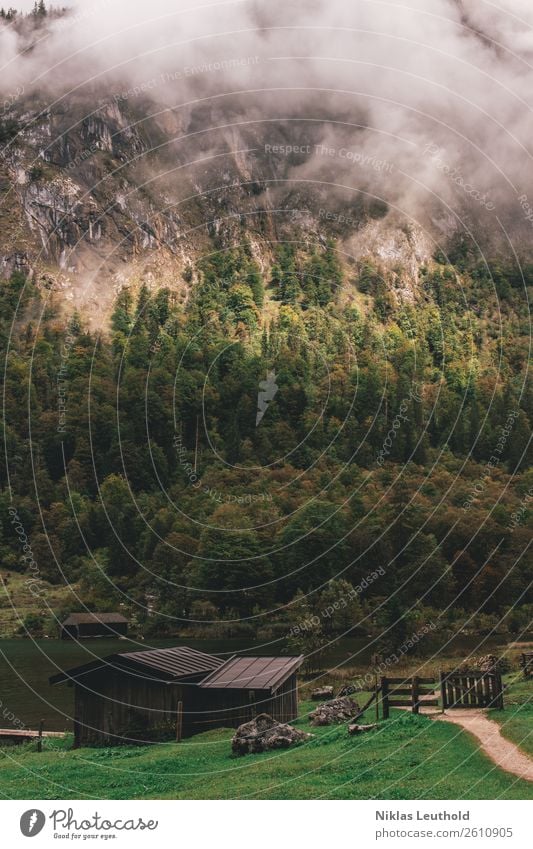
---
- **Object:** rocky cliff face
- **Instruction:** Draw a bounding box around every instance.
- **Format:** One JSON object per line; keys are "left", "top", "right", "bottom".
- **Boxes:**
{"left": 0, "top": 95, "right": 440, "bottom": 326}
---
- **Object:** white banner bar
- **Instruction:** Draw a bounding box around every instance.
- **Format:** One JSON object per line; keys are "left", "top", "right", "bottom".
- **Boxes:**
{"left": 2, "top": 800, "right": 531, "bottom": 848}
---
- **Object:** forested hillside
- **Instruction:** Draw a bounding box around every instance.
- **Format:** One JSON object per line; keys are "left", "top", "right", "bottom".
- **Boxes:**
{"left": 1, "top": 238, "right": 532, "bottom": 644}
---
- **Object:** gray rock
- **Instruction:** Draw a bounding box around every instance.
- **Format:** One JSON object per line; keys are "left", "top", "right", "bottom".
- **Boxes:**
{"left": 311, "top": 686, "right": 334, "bottom": 701}
{"left": 454, "top": 654, "right": 510, "bottom": 674}
{"left": 348, "top": 722, "right": 377, "bottom": 735}
{"left": 309, "top": 696, "right": 361, "bottom": 726}
{"left": 231, "top": 713, "right": 312, "bottom": 756}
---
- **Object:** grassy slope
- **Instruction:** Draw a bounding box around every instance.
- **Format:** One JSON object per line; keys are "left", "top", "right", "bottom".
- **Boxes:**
{"left": 0, "top": 701, "right": 532, "bottom": 800}
{"left": 0, "top": 573, "right": 80, "bottom": 637}
{"left": 492, "top": 676, "right": 533, "bottom": 760}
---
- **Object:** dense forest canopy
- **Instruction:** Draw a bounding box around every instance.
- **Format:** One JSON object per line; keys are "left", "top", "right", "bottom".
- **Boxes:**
{"left": 1, "top": 237, "right": 532, "bottom": 650}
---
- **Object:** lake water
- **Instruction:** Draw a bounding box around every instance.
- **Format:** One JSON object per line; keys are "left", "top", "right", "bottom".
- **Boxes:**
{"left": 0, "top": 633, "right": 507, "bottom": 732}
{"left": 0, "top": 635, "right": 373, "bottom": 731}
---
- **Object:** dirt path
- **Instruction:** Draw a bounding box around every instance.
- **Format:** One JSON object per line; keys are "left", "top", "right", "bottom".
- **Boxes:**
{"left": 435, "top": 709, "right": 533, "bottom": 782}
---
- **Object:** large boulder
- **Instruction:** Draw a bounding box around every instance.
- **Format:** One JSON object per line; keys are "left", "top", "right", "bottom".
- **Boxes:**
{"left": 231, "top": 713, "right": 312, "bottom": 756}
{"left": 309, "top": 696, "right": 361, "bottom": 726}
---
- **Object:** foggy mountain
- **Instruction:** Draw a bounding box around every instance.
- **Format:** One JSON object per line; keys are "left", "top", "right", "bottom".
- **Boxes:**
{"left": 1, "top": 0, "right": 533, "bottom": 323}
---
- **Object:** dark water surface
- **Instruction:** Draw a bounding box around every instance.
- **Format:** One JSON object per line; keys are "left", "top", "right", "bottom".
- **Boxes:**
{"left": 0, "top": 633, "right": 505, "bottom": 731}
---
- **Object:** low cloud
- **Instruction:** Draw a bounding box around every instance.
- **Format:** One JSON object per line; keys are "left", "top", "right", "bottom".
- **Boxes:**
{"left": 1, "top": 0, "right": 533, "bottom": 245}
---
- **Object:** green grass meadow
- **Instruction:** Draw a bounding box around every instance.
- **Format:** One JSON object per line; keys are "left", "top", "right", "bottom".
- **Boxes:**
{"left": 1, "top": 693, "right": 532, "bottom": 800}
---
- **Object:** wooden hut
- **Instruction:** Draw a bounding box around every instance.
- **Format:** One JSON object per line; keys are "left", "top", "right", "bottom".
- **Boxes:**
{"left": 49, "top": 646, "right": 222, "bottom": 746}
{"left": 50, "top": 649, "right": 304, "bottom": 747}
{"left": 196, "top": 655, "right": 304, "bottom": 730}
{"left": 60, "top": 612, "right": 128, "bottom": 640}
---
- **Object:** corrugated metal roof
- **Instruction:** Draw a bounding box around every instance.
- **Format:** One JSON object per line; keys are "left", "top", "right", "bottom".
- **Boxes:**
{"left": 119, "top": 647, "right": 222, "bottom": 679}
{"left": 199, "top": 655, "right": 304, "bottom": 693}
{"left": 61, "top": 613, "right": 128, "bottom": 626}
{"left": 50, "top": 646, "right": 222, "bottom": 685}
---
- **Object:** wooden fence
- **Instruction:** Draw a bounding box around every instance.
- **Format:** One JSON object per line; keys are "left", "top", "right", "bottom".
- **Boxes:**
{"left": 377, "top": 671, "right": 504, "bottom": 717}
{"left": 380, "top": 676, "right": 438, "bottom": 719}
{"left": 440, "top": 671, "right": 504, "bottom": 709}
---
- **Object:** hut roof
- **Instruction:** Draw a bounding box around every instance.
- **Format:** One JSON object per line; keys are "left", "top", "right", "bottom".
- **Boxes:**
{"left": 120, "top": 646, "right": 222, "bottom": 679}
{"left": 199, "top": 655, "right": 304, "bottom": 693}
{"left": 50, "top": 646, "right": 222, "bottom": 685}
{"left": 61, "top": 612, "right": 128, "bottom": 626}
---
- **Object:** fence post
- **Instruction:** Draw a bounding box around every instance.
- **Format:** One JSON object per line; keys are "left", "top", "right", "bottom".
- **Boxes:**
{"left": 375, "top": 676, "right": 379, "bottom": 723}
{"left": 411, "top": 676, "right": 419, "bottom": 714}
{"left": 496, "top": 673, "right": 504, "bottom": 710}
{"left": 475, "top": 675, "right": 484, "bottom": 707}
{"left": 439, "top": 671, "right": 447, "bottom": 712}
{"left": 37, "top": 719, "right": 44, "bottom": 753}
{"left": 482, "top": 673, "right": 491, "bottom": 707}
{"left": 381, "top": 677, "right": 389, "bottom": 720}
{"left": 176, "top": 700, "right": 183, "bottom": 742}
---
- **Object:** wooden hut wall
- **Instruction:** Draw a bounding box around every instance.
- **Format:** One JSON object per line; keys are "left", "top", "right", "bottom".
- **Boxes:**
{"left": 187, "top": 687, "right": 254, "bottom": 733}
{"left": 265, "top": 673, "right": 299, "bottom": 722}
{"left": 71, "top": 669, "right": 300, "bottom": 745}
{"left": 73, "top": 670, "right": 189, "bottom": 746}
{"left": 192, "top": 673, "right": 299, "bottom": 732}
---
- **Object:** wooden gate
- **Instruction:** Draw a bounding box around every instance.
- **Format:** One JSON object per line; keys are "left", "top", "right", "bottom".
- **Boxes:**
{"left": 380, "top": 676, "right": 438, "bottom": 718}
{"left": 440, "top": 671, "right": 503, "bottom": 709}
